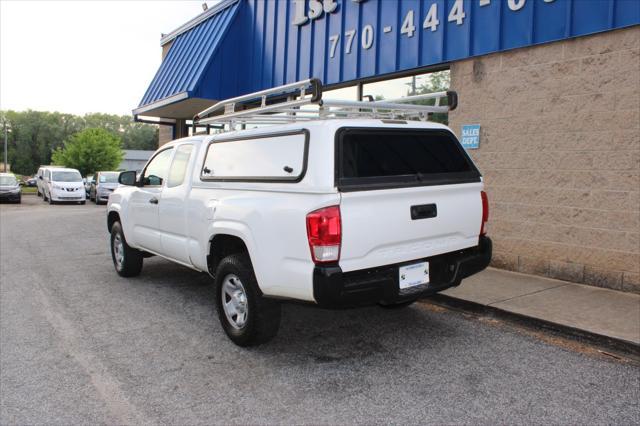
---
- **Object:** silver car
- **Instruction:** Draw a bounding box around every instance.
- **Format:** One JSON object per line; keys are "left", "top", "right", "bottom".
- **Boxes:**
{"left": 90, "top": 171, "right": 119, "bottom": 205}
{"left": 0, "top": 173, "right": 21, "bottom": 203}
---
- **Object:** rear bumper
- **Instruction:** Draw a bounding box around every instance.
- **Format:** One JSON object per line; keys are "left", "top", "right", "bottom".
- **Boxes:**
{"left": 313, "top": 236, "right": 492, "bottom": 308}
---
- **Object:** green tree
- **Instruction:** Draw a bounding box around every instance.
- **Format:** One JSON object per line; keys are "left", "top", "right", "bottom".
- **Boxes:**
{"left": 122, "top": 122, "right": 159, "bottom": 150}
{"left": 51, "top": 128, "right": 123, "bottom": 176}
{"left": 0, "top": 110, "right": 158, "bottom": 175}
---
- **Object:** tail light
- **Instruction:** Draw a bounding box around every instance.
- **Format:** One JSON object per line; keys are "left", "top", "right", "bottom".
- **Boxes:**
{"left": 480, "top": 191, "right": 489, "bottom": 236}
{"left": 306, "top": 205, "right": 341, "bottom": 264}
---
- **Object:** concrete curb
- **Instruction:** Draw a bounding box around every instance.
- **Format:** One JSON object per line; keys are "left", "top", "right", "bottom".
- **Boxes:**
{"left": 424, "top": 294, "right": 640, "bottom": 358}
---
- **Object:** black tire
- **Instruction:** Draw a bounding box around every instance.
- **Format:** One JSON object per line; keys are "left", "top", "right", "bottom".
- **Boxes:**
{"left": 42, "top": 191, "right": 48, "bottom": 202}
{"left": 48, "top": 194, "right": 54, "bottom": 205}
{"left": 79, "top": 201, "right": 86, "bottom": 205}
{"left": 37, "top": 190, "right": 41, "bottom": 197}
{"left": 214, "top": 253, "right": 281, "bottom": 346}
{"left": 379, "top": 299, "right": 417, "bottom": 309}
{"left": 110, "top": 221, "right": 143, "bottom": 277}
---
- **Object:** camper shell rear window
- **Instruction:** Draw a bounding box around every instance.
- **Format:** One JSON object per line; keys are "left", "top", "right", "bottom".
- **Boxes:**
{"left": 335, "top": 128, "right": 481, "bottom": 192}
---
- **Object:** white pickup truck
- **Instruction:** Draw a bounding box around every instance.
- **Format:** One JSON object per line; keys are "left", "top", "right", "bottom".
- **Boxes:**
{"left": 107, "top": 81, "right": 491, "bottom": 346}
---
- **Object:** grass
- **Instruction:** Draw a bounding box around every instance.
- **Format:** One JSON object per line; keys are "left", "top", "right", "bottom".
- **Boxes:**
{"left": 21, "top": 186, "right": 37, "bottom": 194}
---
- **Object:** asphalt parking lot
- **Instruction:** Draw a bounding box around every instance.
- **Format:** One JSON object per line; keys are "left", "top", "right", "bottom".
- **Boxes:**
{"left": 1, "top": 196, "right": 639, "bottom": 425}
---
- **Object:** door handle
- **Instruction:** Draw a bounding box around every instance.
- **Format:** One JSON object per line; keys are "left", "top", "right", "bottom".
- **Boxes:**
{"left": 411, "top": 203, "right": 437, "bottom": 220}
{"left": 149, "top": 197, "right": 159, "bottom": 204}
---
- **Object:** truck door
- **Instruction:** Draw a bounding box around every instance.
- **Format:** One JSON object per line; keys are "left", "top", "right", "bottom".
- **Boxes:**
{"left": 129, "top": 147, "right": 173, "bottom": 253}
{"left": 158, "top": 143, "right": 195, "bottom": 264}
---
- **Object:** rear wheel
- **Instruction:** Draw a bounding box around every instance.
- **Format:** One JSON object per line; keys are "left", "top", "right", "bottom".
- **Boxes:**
{"left": 110, "top": 221, "right": 143, "bottom": 277}
{"left": 48, "top": 194, "right": 54, "bottom": 205}
{"left": 215, "top": 254, "right": 281, "bottom": 346}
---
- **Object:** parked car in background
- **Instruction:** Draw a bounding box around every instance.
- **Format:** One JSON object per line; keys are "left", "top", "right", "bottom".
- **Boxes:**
{"left": 42, "top": 167, "right": 86, "bottom": 205}
{"left": 84, "top": 175, "right": 94, "bottom": 197}
{"left": 90, "top": 171, "right": 119, "bottom": 205}
{"left": 36, "top": 166, "right": 51, "bottom": 197}
{"left": 25, "top": 176, "right": 37, "bottom": 187}
{"left": 0, "top": 173, "right": 21, "bottom": 203}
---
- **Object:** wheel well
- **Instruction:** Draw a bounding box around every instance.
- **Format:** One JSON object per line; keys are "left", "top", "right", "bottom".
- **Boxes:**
{"left": 208, "top": 234, "right": 249, "bottom": 276}
{"left": 107, "top": 211, "right": 120, "bottom": 232}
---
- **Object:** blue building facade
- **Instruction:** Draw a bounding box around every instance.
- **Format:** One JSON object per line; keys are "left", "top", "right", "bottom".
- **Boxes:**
{"left": 135, "top": 0, "right": 639, "bottom": 119}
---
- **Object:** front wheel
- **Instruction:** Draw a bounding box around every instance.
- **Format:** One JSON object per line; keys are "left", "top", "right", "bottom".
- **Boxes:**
{"left": 215, "top": 254, "right": 281, "bottom": 346}
{"left": 110, "top": 221, "right": 143, "bottom": 277}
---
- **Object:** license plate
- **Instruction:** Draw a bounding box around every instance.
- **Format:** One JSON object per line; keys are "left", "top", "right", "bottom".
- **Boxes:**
{"left": 399, "top": 261, "right": 429, "bottom": 289}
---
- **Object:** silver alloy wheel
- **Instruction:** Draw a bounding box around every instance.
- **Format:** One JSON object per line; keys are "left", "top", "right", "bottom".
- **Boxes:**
{"left": 221, "top": 274, "right": 249, "bottom": 329}
{"left": 113, "top": 233, "right": 125, "bottom": 269}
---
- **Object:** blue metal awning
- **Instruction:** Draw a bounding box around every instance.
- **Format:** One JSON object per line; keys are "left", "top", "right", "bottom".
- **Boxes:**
{"left": 133, "top": 0, "right": 240, "bottom": 117}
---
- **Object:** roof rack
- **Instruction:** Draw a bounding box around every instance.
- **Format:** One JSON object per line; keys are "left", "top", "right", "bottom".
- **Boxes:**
{"left": 193, "top": 78, "right": 457, "bottom": 131}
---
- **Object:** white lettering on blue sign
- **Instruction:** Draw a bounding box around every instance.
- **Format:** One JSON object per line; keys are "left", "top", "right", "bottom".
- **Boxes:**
{"left": 293, "top": 0, "right": 363, "bottom": 26}
{"left": 461, "top": 125, "right": 481, "bottom": 150}
{"left": 296, "top": 0, "right": 568, "bottom": 58}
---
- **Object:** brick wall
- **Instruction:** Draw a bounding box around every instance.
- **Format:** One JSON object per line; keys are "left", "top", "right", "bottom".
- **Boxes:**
{"left": 449, "top": 26, "right": 639, "bottom": 293}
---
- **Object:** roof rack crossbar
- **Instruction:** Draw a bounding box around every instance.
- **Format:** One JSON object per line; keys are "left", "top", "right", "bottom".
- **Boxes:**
{"left": 194, "top": 78, "right": 456, "bottom": 130}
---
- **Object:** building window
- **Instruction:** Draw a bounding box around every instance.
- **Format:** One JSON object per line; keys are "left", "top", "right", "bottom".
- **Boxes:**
{"left": 362, "top": 70, "right": 450, "bottom": 124}
{"left": 323, "top": 85, "right": 359, "bottom": 101}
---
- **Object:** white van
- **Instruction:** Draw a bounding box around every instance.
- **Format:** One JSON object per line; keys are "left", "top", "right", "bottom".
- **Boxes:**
{"left": 36, "top": 166, "right": 51, "bottom": 197}
{"left": 42, "top": 167, "right": 86, "bottom": 205}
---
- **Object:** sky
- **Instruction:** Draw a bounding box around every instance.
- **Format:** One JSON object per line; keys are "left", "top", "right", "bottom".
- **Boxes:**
{"left": 1, "top": 0, "right": 211, "bottom": 116}
{"left": 0, "top": 0, "right": 442, "bottom": 117}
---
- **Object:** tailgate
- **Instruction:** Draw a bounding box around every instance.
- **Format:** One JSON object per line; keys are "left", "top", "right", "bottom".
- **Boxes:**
{"left": 335, "top": 126, "right": 483, "bottom": 272}
{"left": 339, "top": 183, "right": 483, "bottom": 272}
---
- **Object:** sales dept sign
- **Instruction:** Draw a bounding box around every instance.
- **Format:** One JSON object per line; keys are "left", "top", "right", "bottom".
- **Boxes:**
{"left": 461, "top": 125, "right": 481, "bottom": 150}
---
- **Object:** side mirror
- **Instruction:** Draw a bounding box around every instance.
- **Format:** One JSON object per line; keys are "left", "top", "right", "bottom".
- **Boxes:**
{"left": 119, "top": 170, "right": 138, "bottom": 186}
{"left": 38, "top": 176, "right": 43, "bottom": 180}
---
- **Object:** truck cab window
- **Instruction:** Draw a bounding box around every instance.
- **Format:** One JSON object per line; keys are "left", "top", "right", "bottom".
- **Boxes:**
{"left": 143, "top": 148, "right": 173, "bottom": 186}
{"left": 167, "top": 144, "right": 194, "bottom": 188}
